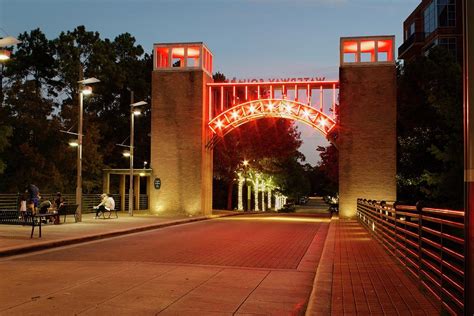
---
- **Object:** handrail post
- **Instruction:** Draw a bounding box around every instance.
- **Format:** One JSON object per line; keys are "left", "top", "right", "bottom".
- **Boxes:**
{"left": 416, "top": 201, "right": 423, "bottom": 287}
{"left": 394, "top": 202, "right": 398, "bottom": 260}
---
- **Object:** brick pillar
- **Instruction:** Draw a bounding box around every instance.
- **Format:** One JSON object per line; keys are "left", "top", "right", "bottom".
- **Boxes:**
{"left": 150, "top": 70, "right": 213, "bottom": 216}
{"left": 338, "top": 62, "right": 397, "bottom": 218}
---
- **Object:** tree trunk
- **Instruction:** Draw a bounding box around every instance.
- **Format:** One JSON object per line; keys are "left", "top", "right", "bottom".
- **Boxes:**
{"left": 226, "top": 181, "right": 234, "bottom": 210}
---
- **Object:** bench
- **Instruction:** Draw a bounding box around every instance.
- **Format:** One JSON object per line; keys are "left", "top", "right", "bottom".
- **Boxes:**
{"left": 0, "top": 209, "right": 56, "bottom": 238}
{"left": 95, "top": 208, "right": 118, "bottom": 219}
{"left": 57, "top": 204, "right": 79, "bottom": 223}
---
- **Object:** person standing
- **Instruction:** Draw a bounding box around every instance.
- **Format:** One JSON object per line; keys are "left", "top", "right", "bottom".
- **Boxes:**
{"left": 26, "top": 184, "right": 40, "bottom": 213}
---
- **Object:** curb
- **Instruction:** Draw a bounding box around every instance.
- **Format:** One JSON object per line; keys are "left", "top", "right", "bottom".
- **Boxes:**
{"left": 305, "top": 217, "right": 336, "bottom": 315}
{"left": 0, "top": 213, "right": 239, "bottom": 258}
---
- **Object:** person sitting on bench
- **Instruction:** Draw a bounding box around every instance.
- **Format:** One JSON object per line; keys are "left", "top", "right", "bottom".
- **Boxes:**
{"left": 93, "top": 193, "right": 115, "bottom": 219}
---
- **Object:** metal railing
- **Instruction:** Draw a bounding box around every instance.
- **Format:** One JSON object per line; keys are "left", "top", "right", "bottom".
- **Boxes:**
{"left": 0, "top": 193, "right": 149, "bottom": 212}
{"left": 357, "top": 199, "right": 464, "bottom": 315}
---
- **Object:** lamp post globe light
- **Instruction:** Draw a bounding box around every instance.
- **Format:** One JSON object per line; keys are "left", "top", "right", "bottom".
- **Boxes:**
{"left": 0, "top": 36, "right": 22, "bottom": 61}
{"left": 76, "top": 77, "right": 100, "bottom": 222}
{"left": 129, "top": 98, "right": 147, "bottom": 216}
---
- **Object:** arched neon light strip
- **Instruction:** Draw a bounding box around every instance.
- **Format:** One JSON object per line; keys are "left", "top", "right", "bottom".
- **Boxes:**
{"left": 207, "top": 99, "right": 336, "bottom": 148}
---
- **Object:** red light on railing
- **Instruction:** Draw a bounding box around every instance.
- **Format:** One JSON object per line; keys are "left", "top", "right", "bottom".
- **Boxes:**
{"left": 208, "top": 99, "right": 336, "bottom": 139}
{"left": 318, "top": 118, "right": 327, "bottom": 128}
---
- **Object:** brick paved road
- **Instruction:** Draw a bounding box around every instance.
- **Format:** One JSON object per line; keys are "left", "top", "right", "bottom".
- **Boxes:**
{"left": 0, "top": 215, "right": 329, "bottom": 315}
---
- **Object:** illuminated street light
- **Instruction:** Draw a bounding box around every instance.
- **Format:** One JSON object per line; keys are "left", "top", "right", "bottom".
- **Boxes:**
{"left": 68, "top": 139, "right": 79, "bottom": 147}
{"left": 0, "top": 49, "right": 11, "bottom": 61}
{"left": 122, "top": 150, "right": 131, "bottom": 157}
{"left": 75, "top": 76, "right": 100, "bottom": 222}
{"left": 128, "top": 93, "right": 147, "bottom": 216}
{"left": 0, "top": 36, "right": 21, "bottom": 61}
{"left": 81, "top": 86, "right": 93, "bottom": 95}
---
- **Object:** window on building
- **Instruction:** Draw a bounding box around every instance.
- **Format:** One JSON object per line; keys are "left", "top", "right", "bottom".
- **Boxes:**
{"left": 423, "top": 37, "right": 457, "bottom": 58}
{"left": 437, "top": 0, "right": 456, "bottom": 27}
{"left": 438, "top": 37, "right": 457, "bottom": 55}
{"left": 424, "top": 1, "right": 436, "bottom": 35}
{"left": 410, "top": 22, "right": 416, "bottom": 36}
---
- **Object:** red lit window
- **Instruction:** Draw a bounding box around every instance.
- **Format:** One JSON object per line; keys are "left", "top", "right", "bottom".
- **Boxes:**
{"left": 156, "top": 47, "right": 169, "bottom": 68}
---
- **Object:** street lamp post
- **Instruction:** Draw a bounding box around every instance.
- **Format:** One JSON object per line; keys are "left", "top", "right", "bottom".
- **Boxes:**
{"left": 128, "top": 94, "right": 147, "bottom": 217}
{"left": 76, "top": 77, "right": 99, "bottom": 222}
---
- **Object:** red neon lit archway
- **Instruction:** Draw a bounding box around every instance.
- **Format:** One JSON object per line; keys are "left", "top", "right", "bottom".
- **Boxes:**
{"left": 207, "top": 99, "right": 336, "bottom": 148}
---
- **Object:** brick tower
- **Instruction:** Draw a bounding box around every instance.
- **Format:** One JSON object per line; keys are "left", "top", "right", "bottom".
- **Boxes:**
{"left": 338, "top": 36, "right": 397, "bottom": 218}
{"left": 150, "top": 42, "right": 213, "bottom": 215}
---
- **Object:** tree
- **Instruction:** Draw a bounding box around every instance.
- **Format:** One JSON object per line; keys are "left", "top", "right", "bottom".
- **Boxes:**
{"left": 397, "top": 47, "right": 462, "bottom": 208}
{"left": 214, "top": 118, "right": 302, "bottom": 209}
{"left": 308, "top": 143, "right": 338, "bottom": 197}
{"left": 0, "top": 26, "right": 151, "bottom": 193}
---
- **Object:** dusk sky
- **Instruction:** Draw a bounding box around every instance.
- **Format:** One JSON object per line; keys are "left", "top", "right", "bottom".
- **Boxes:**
{"left": 1, "top": 0, "right": 419, "bottom": 165}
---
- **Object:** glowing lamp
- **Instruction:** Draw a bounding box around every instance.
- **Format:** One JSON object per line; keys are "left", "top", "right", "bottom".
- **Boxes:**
{"left": 68, "top": 140, "right": 79, "bottom": 147}
{"left": 303, "top": 110, "right": 310, "bottom": 118}
{"left": 318, "top": 118, "right": 327, "bottom": 128}
{"left": 81, "top": 86, "right": 93, "bottom": 95}
{"left": 0, "top": 49, "right": 11, "bottom": 61}
{"left": 249, "top": 105, "right": 255, "bottom": 113}
{"left": 123, "top": 150, "right": 131, "bottom": 157}
{"left": 243, "top": 160, "right": 249, "bottom": 166}
{"left": 267, "top": 102, "right": 274, "bottom": 111}
{"left": 216, "top": 120, "right": 223, "bottom": 129}
{"left": 231, "top": 111, "right": 239, "bottom": 119}
{"left": 133, "top": 109, "right": 142, "bottom": 116}
{"left": 139, "top": 172, "right": 145, "bottom": 177}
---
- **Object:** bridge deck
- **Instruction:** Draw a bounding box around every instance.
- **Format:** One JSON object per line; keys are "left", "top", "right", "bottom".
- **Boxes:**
{"left": 307, "top": 219, "right": 439, "bottom": 315}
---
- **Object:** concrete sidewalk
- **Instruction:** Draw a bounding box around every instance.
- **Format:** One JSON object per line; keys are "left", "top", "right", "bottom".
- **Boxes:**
{"left": 306, "top": 219, "right": 439, "bottom": 315}
{"left": 0, "top": 211, "right": 238, "bottom": 257}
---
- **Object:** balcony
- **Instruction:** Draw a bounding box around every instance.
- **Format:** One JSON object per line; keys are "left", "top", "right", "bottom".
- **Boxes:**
{"left": 398, "top": 32, "right": 425, "bottom": 59}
